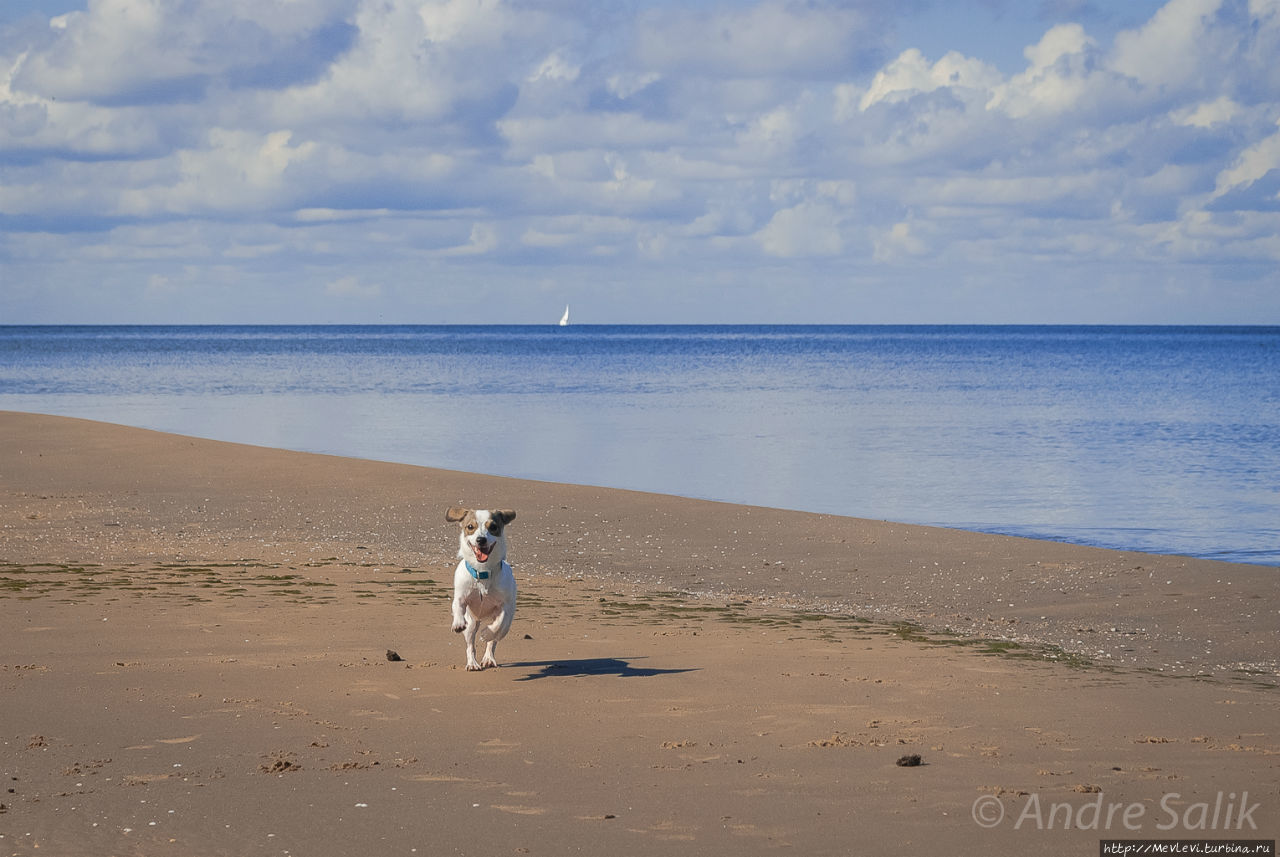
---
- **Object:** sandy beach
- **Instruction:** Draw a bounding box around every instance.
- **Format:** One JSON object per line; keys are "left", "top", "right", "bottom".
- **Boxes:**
{"left": 2, "top": 411, "right": 1276, "bottom": 855}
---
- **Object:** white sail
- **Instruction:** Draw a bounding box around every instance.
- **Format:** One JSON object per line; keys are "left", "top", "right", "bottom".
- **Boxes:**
{"left": 559, "top": 304, "right": 570, "bottom": 326}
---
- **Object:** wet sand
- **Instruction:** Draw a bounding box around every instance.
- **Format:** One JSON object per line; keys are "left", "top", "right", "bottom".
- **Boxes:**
{"left": 2, "top": 411, "right": 1276, "bottom": 855}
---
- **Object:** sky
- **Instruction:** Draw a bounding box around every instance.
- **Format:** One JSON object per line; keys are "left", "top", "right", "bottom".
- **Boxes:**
{"left": 0, "top": 0, "right": 1277, "bottom": 324}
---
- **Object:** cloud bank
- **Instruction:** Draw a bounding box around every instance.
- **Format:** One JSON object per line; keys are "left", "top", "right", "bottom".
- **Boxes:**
{"left": 2, "top": 0, "right": 1278, "bottom": 323}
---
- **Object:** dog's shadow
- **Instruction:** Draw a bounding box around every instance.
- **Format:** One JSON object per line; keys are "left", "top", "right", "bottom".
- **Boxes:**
{"left": 508, "top": 657, "right": 698, "bottom": 682}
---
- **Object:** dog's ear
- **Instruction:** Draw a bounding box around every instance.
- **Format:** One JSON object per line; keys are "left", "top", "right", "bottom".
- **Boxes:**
{"left": 493, "top": 510, "right": 516, "bottom": 526}
{"left": 445, "top": 506, "right": 469, "bottom": 523}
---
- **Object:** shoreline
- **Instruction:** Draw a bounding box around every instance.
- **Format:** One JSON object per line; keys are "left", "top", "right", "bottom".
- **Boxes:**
{"left": 3, "top": 410, "right": 1277, "bottom": 678}
{"left": 2, "top": 410, "right": 1277, "bottom": 855}
{"left": 6, "top": 406, "right": 1274, "bottom": 569}
{"left": 7, "top": 323, "right": 1277, "bottom": 568}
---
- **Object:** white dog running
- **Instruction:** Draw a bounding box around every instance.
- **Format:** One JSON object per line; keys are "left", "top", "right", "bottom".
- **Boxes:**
{"left": 445, "top": 507, "right": 517, "bottom": 671}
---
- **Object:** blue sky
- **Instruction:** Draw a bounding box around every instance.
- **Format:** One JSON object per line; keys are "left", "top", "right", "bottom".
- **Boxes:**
{"left": 1, "top": 0, "right": 1277, "bottom": 324}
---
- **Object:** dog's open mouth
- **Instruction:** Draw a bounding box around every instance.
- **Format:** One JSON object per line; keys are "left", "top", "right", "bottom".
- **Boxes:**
{"left": 471, "top": 543, "right": 492, "bottom": 563}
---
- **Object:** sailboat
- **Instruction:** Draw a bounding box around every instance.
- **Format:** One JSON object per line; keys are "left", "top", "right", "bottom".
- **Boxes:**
{"left": 558, "top": 304, "right": 570, "bottom": 326}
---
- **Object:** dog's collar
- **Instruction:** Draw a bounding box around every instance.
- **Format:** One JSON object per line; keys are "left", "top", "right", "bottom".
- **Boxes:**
{"left": 465, "top": 561, "right": 490, "bottom": 581}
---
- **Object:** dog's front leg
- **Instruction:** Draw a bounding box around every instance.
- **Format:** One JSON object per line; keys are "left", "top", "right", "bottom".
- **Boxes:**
{"left": 462, "top": 618, "right": 482, "bottom": 671}
{"left": 451, "top": 593, "right": 468, "bottom": 634}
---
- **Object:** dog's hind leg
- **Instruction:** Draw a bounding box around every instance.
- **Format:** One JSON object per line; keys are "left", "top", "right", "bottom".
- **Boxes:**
{"left": 480, "top": 639, "right": 499, "bottom": 669}
{"left": 478, "top": 609, "right": 512, "bottom": 669}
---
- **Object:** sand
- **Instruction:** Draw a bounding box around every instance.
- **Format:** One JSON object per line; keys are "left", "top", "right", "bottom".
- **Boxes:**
{"left": 1, "top": 411, "right": 1276, "bottom": 856}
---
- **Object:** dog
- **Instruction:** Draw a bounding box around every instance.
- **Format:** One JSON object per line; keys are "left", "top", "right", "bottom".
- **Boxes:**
{"left": 445, "top": 507, "right": 517, "bottom": 671}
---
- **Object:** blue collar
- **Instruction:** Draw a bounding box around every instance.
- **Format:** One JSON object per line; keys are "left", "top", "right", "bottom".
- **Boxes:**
{"left": 465, "top": 561, "right": 490, "bottom": 580}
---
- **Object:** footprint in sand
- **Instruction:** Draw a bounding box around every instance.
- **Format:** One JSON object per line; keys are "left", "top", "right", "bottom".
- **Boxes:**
{"left": 492, "top": 805, "right": 547, "bottom": 816}
{"left": 477, "top": 738, "right": 520, "bottom": 754}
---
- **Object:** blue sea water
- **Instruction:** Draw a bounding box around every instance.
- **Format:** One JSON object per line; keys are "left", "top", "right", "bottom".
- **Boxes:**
{"left": 1, "top": 325, "right": 1277, "bottom": 566}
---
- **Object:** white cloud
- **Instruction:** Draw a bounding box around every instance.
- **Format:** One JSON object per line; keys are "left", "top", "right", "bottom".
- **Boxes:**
{"left": 145, "top": 273, "right": 179, "bottom": 296}
{"left": 497, "top": 112, "right": 682, "bottom": 160}
{"left": 985, "top": 23, "right": 1098, "bottom": 117}
{"left": 326, "top": 275, "right": 382, "bottom": 299}
{"left": 1213, "top": 120, "right": 1280, "bottom": 198}
{"left": 1153, "top": 209, "right": 1280, "bottom": 262}
{"left": 519, "top": 215, "right": 639, "bottom": 257}
{"left": 755, "top": 200, "right": 844, "bottom": 258}
{"left": 439, "top": 223, "right": 499, "bottom": 256}
{"left": 417, "top": 0, "right": 511, "bottom": 44}
{"left": 114, "top": 128, "right": 318, "bottom": 216}
{"left": 1174, "top": 96, "right": 1241, "bottom": 128}
{"left": 635, "top": 1, "right": 876, "bottom": 78}
{"left": 2, "top": 0, "right": 1280, "bottom": 324}
{"left": 11, "top": 0, "right": 358, "bottom": 104}
{"left": 606, "top": 71, "right": 660, "bottom": 100}
{"left": 1, "top": 48, "right": 171, "bottom": 159}
{"left": 1025, "top": 21, "right": 1093, "bottom": 71}
{"left": 737, "top": 105, "right": 800, "bottom": 159}
{"left": 520, "top": 227, "right": 574, "bottom": 249}
{"left": 530, "top": 50, "right": 579, "bottom": 84}
{"left": 857, "top": 48, "right": 1002, "bottom": 111}
{"left": 294, "top": 207, "right": 395, "bottom": 223}
{"left": 1110, "top": 0, "right": 1224, "bottom": 89}
{"left": 873, "top": 221, "right": 927, "bottom": 262}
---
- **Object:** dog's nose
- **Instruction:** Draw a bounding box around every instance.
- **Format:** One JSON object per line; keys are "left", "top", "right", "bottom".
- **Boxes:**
{"left": 475, "top": 535, "right": 489, "bottom": 546}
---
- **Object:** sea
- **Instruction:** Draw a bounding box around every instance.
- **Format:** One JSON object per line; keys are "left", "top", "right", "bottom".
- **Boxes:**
{"left": 1, "top": 325, "right": 1277, "bottom": 567}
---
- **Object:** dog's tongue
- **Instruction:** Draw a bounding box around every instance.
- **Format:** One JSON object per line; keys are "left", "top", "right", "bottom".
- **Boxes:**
{"left": 473, "top": 545, "right": 491, "bottom": 563}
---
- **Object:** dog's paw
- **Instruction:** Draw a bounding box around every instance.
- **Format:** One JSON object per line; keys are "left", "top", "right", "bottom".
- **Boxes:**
{"left": 451, "top": 621, "right": 466, "bottom": 634}
{"left": 465, "top": 661, "right": 484, "bottom": 671}
{"left": 480, "top": 656, "right": 498, "bottom": 669}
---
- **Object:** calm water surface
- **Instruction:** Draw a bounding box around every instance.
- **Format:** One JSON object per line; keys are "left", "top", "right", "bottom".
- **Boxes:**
{"left": 2, "top": 325, "right": 1277, "bottom": 565}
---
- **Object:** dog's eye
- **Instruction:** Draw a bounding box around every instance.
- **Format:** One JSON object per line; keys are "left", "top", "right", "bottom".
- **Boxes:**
{"left": 486, "top": 521, "right": 499, "bottom": 534}
{"left": 465, "top": 523, "right": 476, "bottom": 533}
